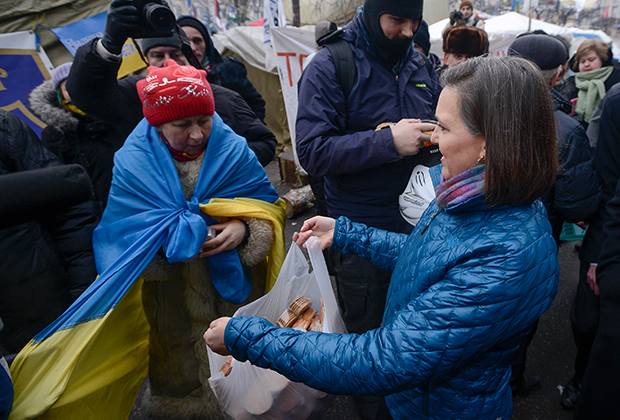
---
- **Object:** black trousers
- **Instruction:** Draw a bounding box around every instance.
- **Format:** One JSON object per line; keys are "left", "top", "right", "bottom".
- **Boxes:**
{"left": 569, "top": 261, "right": 600, "bottom": 385}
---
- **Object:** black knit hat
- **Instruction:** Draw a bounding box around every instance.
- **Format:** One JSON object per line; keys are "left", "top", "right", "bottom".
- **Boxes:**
{"left": 140, "top": 33, "right": 182, "bottom": 55}
{"left": 362, "top": 0, "right": 424, "bottom": 64}
{"left": 414, "top": 19, "right": 430, "bottom": 56}
{"left": 177, "top": 16, "right": 213, "bottom": 55}
{"left": 507, "top": 33, "right": 569, "bottom": 70}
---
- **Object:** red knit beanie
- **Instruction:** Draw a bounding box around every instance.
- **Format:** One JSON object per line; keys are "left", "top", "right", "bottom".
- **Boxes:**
{"left": 137, "top": 59, "right": 214, "bottom": 126}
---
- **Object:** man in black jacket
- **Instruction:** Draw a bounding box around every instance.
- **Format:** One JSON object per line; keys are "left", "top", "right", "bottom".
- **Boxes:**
{"left": 507, "top": 33, "right": 602, "bottom": 399}
{"left": 575, "top": 145, "right": 620, "bottom": 418}
{"left": 66, "top": 0, "right": 276, "bottom": 168}
{"left": 0, "top": 110, "right": 98, "bottom": 355}
{"left": 565, "top": 89, "right": 620, "bottom": 412}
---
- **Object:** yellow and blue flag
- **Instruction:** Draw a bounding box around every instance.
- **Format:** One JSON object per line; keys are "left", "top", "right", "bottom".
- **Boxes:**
{"left": 9, "top": 114, "right": 286, "bottom": 419}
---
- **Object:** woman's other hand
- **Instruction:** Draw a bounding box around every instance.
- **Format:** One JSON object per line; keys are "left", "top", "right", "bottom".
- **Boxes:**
{"left": 587, "top": 264, "right": 600, "bottom": 296}
{"left": 292, "top": 216, "right": 335, "bottom": 249}
{"left": 204, "top": 317, "right": 231, "bottom": 355}
{"left": 197, "top": 220, "right": 247, "bottom": 258}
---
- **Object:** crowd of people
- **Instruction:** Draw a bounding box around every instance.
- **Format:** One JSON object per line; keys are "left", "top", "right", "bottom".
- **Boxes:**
{"left": 2, "top": 0, "right": 620, "bottom": 419}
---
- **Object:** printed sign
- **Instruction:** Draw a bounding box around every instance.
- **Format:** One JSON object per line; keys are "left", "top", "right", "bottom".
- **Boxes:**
{"left": 0, "top": 31, "right": 53, "bottom": 136}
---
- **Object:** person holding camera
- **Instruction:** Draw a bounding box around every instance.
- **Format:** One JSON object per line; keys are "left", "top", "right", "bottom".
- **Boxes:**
{"left": 66, "top": 0, "right": 277, "bottom": 170}
{"left": 443, "top": 1, "right": 485, "bottom": 35}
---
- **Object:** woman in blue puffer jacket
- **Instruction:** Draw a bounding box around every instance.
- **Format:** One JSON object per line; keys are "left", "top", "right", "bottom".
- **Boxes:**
{"left": 205, "top": 56, "right": 560, "bottom": 420}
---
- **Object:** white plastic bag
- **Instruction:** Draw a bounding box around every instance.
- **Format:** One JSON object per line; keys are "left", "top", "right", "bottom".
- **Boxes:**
{"left": 208, "top": 237, "right": 347, "bottom": 420}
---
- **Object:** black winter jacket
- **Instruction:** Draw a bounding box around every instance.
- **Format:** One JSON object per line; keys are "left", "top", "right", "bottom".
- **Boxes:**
{"left": 541, "top": 88, "right": 601, "bottom": 242}
{"left": 0, "top": 110, "right": 98, "bottom": 354}
{"left": 580, "top": 90, "right": 620, "bottom": 263}
{"left": 66, "top": 39, "right": 276, "bottom": 167}
{"left": 29, "top": 79, "right": 122, "bottom": 216}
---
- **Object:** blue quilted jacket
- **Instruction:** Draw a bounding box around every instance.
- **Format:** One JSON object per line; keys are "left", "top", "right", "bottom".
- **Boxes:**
{"left": 225, "top": 194, "right": 559, "bottom": 419}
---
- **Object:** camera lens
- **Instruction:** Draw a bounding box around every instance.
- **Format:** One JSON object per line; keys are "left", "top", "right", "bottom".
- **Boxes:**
{"left": 143, "top": 3, "right": 176, "bottom": 33}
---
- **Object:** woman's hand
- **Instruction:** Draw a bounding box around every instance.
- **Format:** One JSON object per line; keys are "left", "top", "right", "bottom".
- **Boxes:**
{"left": 587, "top": 264, "right": 600, "bottom": 296}
{"left": 204, "top": 317, "right": 231, "bottom": 355}
{"left": 292, "top": 216, "right": 335, "bottom": 249}
{"left": 197, "top": 220, "right": 247, "bottom": 259}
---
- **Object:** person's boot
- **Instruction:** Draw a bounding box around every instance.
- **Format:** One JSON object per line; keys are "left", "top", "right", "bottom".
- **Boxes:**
{"left": 560, "top": 379, "right": 581, "bottom": 410}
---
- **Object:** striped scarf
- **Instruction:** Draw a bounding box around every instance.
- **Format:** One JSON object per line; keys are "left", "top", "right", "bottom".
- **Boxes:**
{"left": 436, "top": 164, "right": 485, "bottom": 209}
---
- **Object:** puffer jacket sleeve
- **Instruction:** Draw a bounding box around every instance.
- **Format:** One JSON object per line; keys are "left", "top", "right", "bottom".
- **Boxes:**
{"left": 332, "top": 216, "right": 407, "bottom": 272}
{"left": 224, "top": 221, "right": 559, "bottom": 397}
{"left": 295, "top": 49, "right": 401, "bottom": 177}
{"left": 554, "top": 113, "right": 601, "bottom": 223}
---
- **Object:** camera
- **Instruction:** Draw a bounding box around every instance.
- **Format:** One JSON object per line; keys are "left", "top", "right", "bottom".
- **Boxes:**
{"left": 453, "top": 10, "right": 463, "bottom": 21}
{"left": 131, "top": 0, "right": 176, "bottom": 38}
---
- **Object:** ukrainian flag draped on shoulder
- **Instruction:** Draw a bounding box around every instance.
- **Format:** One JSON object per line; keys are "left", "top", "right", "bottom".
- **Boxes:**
{"left": 9, "top": 114, "right": 286, "bottom": 420}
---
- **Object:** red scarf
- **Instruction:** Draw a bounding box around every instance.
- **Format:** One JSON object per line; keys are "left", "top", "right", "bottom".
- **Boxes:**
{"left": 161, "top": 134, "right": 205, "bottom": 162}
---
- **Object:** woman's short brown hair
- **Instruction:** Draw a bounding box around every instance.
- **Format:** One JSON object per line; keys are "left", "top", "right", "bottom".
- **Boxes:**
{"left": 440, "top": 56, "right": 558, "bottom": 207}
{"left": 573, "top": 39, "right": 610, "bottom": 71}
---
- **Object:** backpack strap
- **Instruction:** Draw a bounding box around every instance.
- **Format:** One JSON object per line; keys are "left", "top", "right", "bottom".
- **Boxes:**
{"left": 318, "top": 29, "right": 356, "bottom": 99}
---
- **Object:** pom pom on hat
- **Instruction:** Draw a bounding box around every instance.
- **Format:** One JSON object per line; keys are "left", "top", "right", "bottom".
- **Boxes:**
{"left": 52, "top": 62, "right": 72, "bottom": 90}
{"left": 136, "top": 59, "right": 214, "bottom": 126}
{"left": 507, "top": 34, "right": 569, "bottom": 70}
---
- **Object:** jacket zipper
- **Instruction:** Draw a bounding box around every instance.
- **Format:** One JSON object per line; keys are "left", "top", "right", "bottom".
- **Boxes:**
{"left": 420, "top": 209, "right": 441, "bottom": 235}
{"left": 424, "top": 380, "right": 431, "bottom": 416}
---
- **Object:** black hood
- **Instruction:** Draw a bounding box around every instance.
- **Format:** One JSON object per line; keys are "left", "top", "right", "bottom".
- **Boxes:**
{"left": 362, "top": 0, "right": 424, "bottom": 65}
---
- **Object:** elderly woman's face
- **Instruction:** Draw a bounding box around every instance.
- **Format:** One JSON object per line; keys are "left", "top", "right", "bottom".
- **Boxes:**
{"left": 431, "top": 87, "right": 485, "bottom": 180}
{"left": 157, "top": 115, "right": 212, "bottom": 156}
{"left": 578, "top": 49, "right": 603, "bottom": 73}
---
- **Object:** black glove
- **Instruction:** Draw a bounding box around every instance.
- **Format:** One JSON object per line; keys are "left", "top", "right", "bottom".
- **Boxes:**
{"left": 101, "top": 0, "right": 142, "bottom": 55}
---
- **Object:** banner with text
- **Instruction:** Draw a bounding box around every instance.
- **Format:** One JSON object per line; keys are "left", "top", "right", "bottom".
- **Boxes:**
{"left": 270, "top": 26, "right": 316, "bottom": 172}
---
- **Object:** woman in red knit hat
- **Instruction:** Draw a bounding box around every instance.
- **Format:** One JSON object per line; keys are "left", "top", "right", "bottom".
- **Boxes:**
{"left": 93, "top": 59, "right": 286, "bottom": 419}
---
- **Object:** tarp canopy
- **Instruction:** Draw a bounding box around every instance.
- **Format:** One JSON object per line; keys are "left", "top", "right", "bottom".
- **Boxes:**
{"left": 429, "top": 12, "right": 620, "bottom": 59}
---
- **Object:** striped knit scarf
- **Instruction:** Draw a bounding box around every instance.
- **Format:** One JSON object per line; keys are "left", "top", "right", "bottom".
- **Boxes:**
{"left": 436, "top": 164, "right": 485, "bottom": 209}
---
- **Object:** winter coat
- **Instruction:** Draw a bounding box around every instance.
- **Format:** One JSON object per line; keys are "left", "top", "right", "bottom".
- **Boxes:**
{"left": 66, "top": 39, "right": 276, "bottom": 167}
{"left": 580, "top": 90, "right": 620, "bottom": 264}
{"left": 29, "top": 79, "right": 122, "bottom": 215}
{"left": 0, "top": 110, "right": 98, "bottom": 354}
{"left": 225, "top": 194, "right": 559, "bottom": 420}
{"left": 295, "top": 11, "right": 441, "bottom": 233}
{"left": 541, "top": 88, "right": 601, "bottom": 242}
{"left": 209, "top": 56, "right": 266, "bottom": 121}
